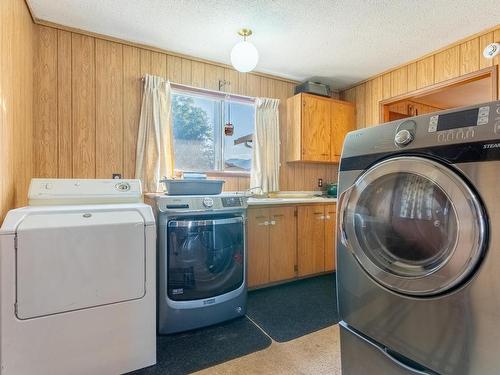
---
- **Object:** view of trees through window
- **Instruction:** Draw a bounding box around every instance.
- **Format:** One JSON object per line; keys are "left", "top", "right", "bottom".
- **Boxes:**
{"left": 172, "top": 90, "right": 254, "bottom": 173}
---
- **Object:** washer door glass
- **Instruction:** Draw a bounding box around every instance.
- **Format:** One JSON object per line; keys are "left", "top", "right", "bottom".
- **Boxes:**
{"left": 339, "top": 156, "right": 486, "bottom": 296}
{"left": 167, "top": 216, "right": 244, "bottom": 301}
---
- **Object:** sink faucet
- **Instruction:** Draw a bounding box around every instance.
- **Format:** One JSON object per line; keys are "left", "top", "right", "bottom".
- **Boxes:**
{"left": 245, "top": 186, "right": 264, "bottom": 197}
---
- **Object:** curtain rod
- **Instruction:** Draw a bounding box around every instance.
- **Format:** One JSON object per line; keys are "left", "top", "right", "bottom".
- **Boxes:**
{"left": 140, "top": 76, "right": 256, "bottom": 103}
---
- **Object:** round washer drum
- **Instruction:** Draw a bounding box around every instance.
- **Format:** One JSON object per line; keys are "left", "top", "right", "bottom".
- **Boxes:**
{"left": 339, "top": 156, "right": 487, "bottom": 297}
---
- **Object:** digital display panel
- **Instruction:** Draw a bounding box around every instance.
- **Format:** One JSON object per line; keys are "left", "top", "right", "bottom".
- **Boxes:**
{"left": 437, "top": 108, "right": 479, "bottom": 131}
{"left": 222, "top": 197, "right": 242, "bottom": 207}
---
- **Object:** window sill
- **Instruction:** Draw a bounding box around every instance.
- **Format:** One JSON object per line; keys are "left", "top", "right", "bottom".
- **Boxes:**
{"left": 174, "top": 170, "right": 250, "bottom": 178}
{"left": 206, "top": 171, "right": 251, "bottom": 178}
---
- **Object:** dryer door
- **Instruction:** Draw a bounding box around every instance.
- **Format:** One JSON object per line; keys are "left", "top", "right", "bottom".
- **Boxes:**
{"left": 16, "top": 210, "right": 146, "bottom": 319}
{"left": 338, "top": 156, "right": 487, "bottom": 296}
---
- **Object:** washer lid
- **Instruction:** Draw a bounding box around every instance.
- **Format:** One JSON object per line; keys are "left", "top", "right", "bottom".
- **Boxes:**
{"left": 16, "top": 210, "right": 146, "bottom": 319}
{"left": 338, "top": 156, "right": 487, "bottom": 296}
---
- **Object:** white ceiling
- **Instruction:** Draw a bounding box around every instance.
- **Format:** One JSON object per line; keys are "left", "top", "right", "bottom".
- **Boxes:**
{"left": 28, "top": 0, "right": 500, "bottom": 90}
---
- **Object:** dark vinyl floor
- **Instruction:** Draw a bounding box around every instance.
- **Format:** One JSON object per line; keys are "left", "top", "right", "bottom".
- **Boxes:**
{"left": 131, "top": 273, "right": 338, "bottom": 375}
{"left": 247, "top": 273, "right": 338, "bottom": 342}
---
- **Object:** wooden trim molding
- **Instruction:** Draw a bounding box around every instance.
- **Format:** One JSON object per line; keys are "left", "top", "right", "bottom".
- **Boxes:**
{"left": 23, "top": 0, "right": 36, "bottom": 22}
{"left": 378, "top": 66, "right": 498, "bottom": 122}
{"left": 171, "top": 82, "right": 256, "bottom": 103}
{"left": 206, "top": 171, "right": 251, "bottom": 178}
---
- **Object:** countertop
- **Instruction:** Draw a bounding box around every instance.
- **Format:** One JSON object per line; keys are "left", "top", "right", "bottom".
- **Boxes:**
{"left": 145, "top": 191, "right": 337, "bottom": 206}
{"left": 247, "top": 196, "right": 337, "bottom": 206}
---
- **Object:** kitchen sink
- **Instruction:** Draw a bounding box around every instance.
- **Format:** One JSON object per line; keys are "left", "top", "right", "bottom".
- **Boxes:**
{"left": 251, "top": 192, "right": 320, "bottom": 199}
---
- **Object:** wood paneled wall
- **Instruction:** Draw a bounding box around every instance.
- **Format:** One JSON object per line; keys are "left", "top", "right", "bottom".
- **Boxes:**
{"left": 33, "top": 24, "right": 338, "bottom": 192}
{"left": 0, "top": 0, "right": 34, "bottom": 222}
{"left": 341, "top": 25, "right": 500, "bottom": 129}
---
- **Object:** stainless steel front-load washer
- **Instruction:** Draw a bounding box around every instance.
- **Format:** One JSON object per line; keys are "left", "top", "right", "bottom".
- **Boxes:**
{"left": 147, "top": 193, "right": 247, "bottom": 334}
{"left": 337, "top": 101, "right": 500, "bottom": 374}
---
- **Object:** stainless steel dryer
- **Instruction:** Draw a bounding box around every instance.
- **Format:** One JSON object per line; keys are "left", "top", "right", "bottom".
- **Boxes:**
{"left": 147, "top": 193, "right": 247, "bottom": 334}
{"left": 337, "top": 101, "right": 500, "bottom": 374}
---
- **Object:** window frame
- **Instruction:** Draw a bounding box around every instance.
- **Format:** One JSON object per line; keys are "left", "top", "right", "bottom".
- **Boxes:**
{"left": 171, "top": 83, "right": 255, "bottom": 175}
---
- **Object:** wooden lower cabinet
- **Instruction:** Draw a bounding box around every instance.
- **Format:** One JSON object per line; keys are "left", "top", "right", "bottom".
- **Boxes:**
{"left": 298, "top": 204, "right": 337, "bottom": 277}
{"left": 247, "top": 203, "right": 336, "bottom": 288}
{"left": 324, "top": 204, "right": 337, "bottom": 272}
{"left": 247, "top": 208, "right": 271, "bottom": 287}
{"left": 269, "top": 206, "right": 297, "bottom": 282}
{"left": 297, "top": 205, "right": 325, "bottom": 276}
{"left": 247, "top": 206, "right": 297, "bottom": 288}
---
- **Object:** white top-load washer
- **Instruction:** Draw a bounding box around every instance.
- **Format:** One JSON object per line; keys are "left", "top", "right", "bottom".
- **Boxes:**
{"left": 0, "top": 179, "right": 156, "bottom": 375}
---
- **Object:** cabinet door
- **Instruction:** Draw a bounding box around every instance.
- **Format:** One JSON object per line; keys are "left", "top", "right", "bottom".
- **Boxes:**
{"left": 324, "top": 204, "right": 337, "bottom": 272}
{"left": 301, "top": 95, "right": 331, "bottom": 161}
{"left": 247, "top": 208, "right": 270, "bottom": 287}
{"left": 297, "top": 205, "right": 325, "bottom": 276}
{"left": 331, "top": 101, "right": 355, "bottom": 161}
{"left": 269, "top": 206, "right": 297, "bottom": 282}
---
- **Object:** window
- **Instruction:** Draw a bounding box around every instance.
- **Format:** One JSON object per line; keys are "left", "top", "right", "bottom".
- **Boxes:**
{"left": 171, "top": 89, "right": 255, "bottom": 173}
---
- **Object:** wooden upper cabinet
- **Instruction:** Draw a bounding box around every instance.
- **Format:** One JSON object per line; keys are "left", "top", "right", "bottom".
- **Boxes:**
{"left": 331, "top": 101, "right": 355, "bottom": 161}
{"left": 301, "top": 95, "right": 331, "bottom": 161}
{"left": 287, "top": 93, "right": 355, "bottom": 163}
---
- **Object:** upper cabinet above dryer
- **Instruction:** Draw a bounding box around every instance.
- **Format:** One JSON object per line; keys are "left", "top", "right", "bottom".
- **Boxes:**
{"left": 286, "top": 93, "right": 355, "bottom": 163}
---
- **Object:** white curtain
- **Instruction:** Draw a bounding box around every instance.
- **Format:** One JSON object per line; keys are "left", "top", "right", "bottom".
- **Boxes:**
{"left": 135, "top": 74, "right": 174, "bottom": 193}
{"left": 250, "top": 98, "right": 280, "bottom": 194}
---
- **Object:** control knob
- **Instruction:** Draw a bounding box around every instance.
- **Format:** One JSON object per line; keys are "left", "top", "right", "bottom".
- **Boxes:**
{"left": 115, "top": 182, "right": 131, "bottom": 191}
{"left": 395, "top": 129, "right": 414, "bottom": 146}
{"left": 203, "top": 197, "right": 214, "bottom": 208}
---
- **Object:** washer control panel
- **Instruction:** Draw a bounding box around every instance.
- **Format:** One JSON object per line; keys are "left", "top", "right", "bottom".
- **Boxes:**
{"left": 221, "top": 197, "right": 244, "bottom": 207}
{"left": 425, "top": 102, "right": 500, "bottom": 144}
{"left": 28, "top": 178, "right": 143, "bottom": 205}
{"left": 157, "top": 194, "right": 247, "bottom": 212}
{"left": 437, "top": 127, "right": 476, "bottom": 143}
{"left": 341, "top": 101, "right": 500, "bottom": 160}
{"left": 427, "top": 106, "right": 490, "bottom": 134}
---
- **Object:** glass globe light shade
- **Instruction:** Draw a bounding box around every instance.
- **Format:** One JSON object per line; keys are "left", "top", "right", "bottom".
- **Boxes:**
{"left": 230, "top": 41, "right": 259, "bottom": 73}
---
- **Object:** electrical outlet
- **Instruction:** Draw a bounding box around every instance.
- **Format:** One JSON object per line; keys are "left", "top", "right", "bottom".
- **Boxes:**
{"left": 318, "top": 178, "right": 323, "bottom": 188}
{"left": 112, "top": 173, "right": 122, "bottom": 179}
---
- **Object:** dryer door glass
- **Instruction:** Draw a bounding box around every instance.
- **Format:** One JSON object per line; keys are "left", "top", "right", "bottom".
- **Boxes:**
{"left": 340, "top": 156, "right": 486, "bottom": 296}
{"left": 354, "top": 172, "right": 458, "bottom": 277}
{"left": 167, "top": 216, "right": 244, "bottom": 301}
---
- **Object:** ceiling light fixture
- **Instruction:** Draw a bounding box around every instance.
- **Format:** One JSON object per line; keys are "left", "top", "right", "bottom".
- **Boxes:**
{"left": 230, "top": 28, "right": 259, "bottom": 73}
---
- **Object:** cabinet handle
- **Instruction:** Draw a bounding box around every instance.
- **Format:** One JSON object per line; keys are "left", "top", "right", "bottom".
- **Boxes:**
{"left": 317, "top": 215, "right": 325, "bottom": 220}
{"left": 325, "top": 215, "right": 331, "bottom": 220}
{"left": 258, "top": 221, "right": 269, "bottom": 226}
{"left": 270, "top": 220, "right": 276, "bottom": 225}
